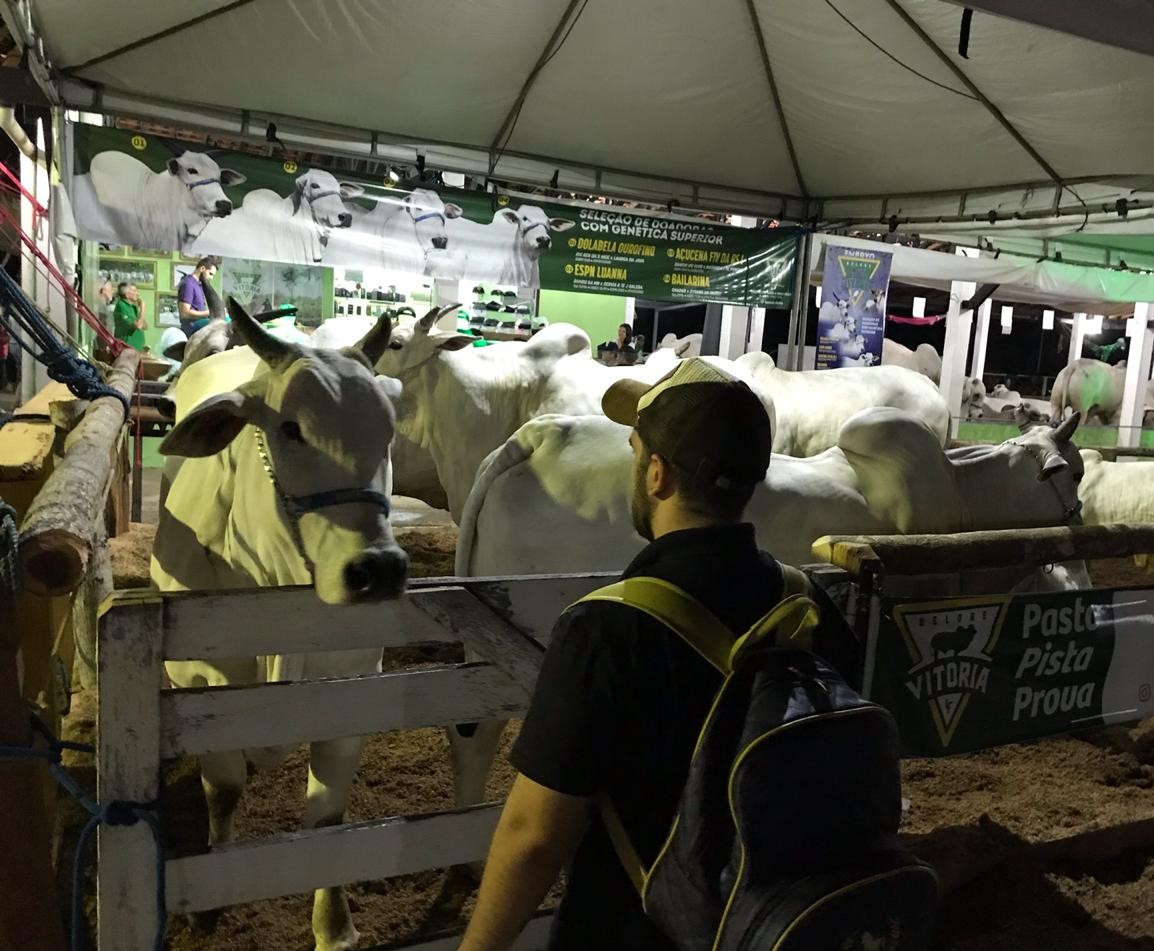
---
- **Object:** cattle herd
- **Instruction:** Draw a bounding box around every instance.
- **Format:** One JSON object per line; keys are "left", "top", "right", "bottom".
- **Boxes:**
{"left": 138, "top": 295, "right": 1154, "bottom": 949}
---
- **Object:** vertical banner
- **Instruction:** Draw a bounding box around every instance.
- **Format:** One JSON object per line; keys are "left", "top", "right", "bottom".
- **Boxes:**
{"left": 815, "top": 243, "right": 892, "bottom": 370}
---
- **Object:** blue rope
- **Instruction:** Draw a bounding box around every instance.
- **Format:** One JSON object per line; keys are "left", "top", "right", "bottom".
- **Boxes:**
{"left": 0, "top": 267, "right": 129, "bottom": 415}
{"left": 0, "top": 499, "right": 16, "bottom": 594}
{"left": 0, "top": 711, "right": 167, "bottom": 951}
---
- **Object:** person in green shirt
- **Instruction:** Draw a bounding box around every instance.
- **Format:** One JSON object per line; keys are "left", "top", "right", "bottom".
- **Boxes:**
{"left": 112, "top": 282, "right": 148, "bottom": 351}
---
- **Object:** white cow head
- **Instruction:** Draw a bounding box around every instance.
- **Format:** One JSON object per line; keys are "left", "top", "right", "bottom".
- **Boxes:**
{"left": 291, "top": 169, "right": 362, "bottom": 230}
{"left": 498, "top": 205, "right": 575, "bottom": 257}
{"left": 1002, "top": 412, "right": 1085, "bottom": 521}
{"left": 159, "top": 299, "right": 408, "bottom": 604}
{"left": 405, "top": 188, "right": 464, "bottom": 257}
{"left": 166, "top": 150, "right": 246, "bottom": 220}
{"left": 373, "top": 303, "right": 473, "bottom": 379}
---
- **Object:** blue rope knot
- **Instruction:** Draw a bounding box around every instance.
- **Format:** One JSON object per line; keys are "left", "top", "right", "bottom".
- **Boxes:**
{"left": 0, "top": 711, "right": 165, "bottom": 951}
{"left": 100, "top": 799, "right": 153, "bottom": 827}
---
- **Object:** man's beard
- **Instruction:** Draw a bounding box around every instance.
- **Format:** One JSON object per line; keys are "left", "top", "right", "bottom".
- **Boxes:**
{"left": 630, "top": 455, "right": 654, "bottom": 541}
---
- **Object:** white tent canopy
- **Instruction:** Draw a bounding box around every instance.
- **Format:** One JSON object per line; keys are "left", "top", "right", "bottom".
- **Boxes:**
{"left": 13, "top": 0, "right": 1154, "bottom": 227}
{"left": 808, "top": 234, "right": 1154, "bottom": 314}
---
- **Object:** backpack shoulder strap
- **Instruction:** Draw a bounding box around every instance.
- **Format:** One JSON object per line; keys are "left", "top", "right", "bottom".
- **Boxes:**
{"left": 780, "top": 562, "right": 812, "bottom": 599}
{"left": 574, "top": 576, "right": 735, "bottom": 674}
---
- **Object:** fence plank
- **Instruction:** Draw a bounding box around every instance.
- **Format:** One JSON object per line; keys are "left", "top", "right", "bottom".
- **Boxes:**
{"left": 467, "top": 573, "right": 615, "bottom": 649}
{"left": 415, "top": 589, "right": 546, "bottom": 693}
{"left": 166, "top": 804, "right": 502, "bottom": 913}
{"left": 160, "top": 575, "right": 614, "bottom": 660}
{"left": 161, "top": 586, "right": 456, "bottom": 659}
{"left": 160, "top": 664, "right": 528, "bottom": 757}
{"left": 97, "top": 598, "right": 163, "bottom": 951}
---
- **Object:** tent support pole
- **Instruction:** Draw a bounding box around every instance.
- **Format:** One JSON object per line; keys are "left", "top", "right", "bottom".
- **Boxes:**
{"left": 1118, "top": 304, "right": 1153, "bottom": 449}
{"left": 785, "top": 232, "right": 812, "bottom": 370}
{"left": 941, "top": 276, "right": 977, "bottom": 439}
{"left": 742, "top": 0, "right": 807, "bottom": 196}
{"left": 882, "top": 0, "right": 1060, "bottom": 183}
{"left": 63, "top": 0, "right": 259, "bottom": 73}
{"left": 488, "top": 0, "right": 585, "bottom": 163}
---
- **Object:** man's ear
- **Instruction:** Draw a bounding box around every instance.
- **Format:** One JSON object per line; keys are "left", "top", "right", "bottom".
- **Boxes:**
{"left": 159, "top": 385, "right": 263, "bottom": 458}
{"left": 648, "top": 452, "right": 677, "bottom": 501}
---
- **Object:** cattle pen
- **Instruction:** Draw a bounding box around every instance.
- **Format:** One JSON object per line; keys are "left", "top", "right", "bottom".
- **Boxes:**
{"left": 90, "top": 522, "right": 1154, "bottom": 951}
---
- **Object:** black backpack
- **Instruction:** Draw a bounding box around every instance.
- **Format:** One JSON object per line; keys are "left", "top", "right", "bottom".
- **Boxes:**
{"left": 575, "top": 567, "right": 939, "bottom": 951}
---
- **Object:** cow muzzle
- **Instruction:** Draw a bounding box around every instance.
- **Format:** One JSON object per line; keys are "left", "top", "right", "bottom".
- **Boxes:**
{"left": 343, "top": 546, "right": 409, "bottom": 602}
{"left": 432, "top": 236, "right": 448, "bottom": 250}
{"left": 214, "top": 200, "right": 233, "bottom": 217}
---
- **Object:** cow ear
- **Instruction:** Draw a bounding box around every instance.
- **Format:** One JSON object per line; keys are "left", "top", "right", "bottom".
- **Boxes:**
{"left": 549, "top": 218, "right": 576, "bottom": 232}
{"left": 339, "top": 182, "right": 364, "bottom": 200}
{"left": 499, "top": 209, "right": 520, "bottom": 225}
{"left": 166, "top": 158, "right": 181, "bottom": 175}
{"left": 220, "top": 169, "right": 246, "bottom": 187}
{"left": 438, "top": 336, "right": 473, "bottom": 352}
{"left": 159, "top": 389, "right": 261, "bottom": 458}
{"left": 443, "top": 203, "right": 463, "bottom": 219}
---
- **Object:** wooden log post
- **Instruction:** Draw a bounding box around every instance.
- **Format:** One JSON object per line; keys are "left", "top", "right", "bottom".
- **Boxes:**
{"left": 17, "top": 347, "right": 139, "bottom": 597}
{"left": 0, "top": 519, "right": 68, "bottom": 951}
{"left": 812, "top": 523, "right": 1154, "bottom": 577}
{"left": 72, "top": 516, "right": 112, "bottom": 694}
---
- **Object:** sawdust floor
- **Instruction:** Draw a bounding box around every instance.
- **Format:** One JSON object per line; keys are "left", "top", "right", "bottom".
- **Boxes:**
{"left": 74, "top": 528, "right": 1154, "bottom": 949}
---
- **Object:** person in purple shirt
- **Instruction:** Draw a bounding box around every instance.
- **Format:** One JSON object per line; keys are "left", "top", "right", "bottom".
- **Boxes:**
{"left": 178, "top": 256, "right": 219, "bottom": 336}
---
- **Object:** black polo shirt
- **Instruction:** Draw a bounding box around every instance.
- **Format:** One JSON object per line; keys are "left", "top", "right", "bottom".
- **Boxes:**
{"left": 509, "top": 523, "right": 860, "bottom": 950}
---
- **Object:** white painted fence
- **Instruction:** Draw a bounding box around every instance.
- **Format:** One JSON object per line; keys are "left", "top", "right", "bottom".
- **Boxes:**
{"left": 95, "top": 574, "right": 614, "bottom": 951}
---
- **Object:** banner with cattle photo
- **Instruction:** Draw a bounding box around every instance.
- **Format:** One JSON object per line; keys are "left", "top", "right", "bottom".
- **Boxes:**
{"left": 865, "top": 586, "right": 1154, "bottom": 756}
{"left": 815, "top": 243, "right": 892, "bottom": 370}
{"left": 69, "top": 124, "right": 800, "bottom": 307}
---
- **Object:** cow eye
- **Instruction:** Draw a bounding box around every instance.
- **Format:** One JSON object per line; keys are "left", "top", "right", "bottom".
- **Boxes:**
{"left": 281, "top": 421, "right": 306, "bottom": 444}
{"left": 188, "top": 167, "right": 198, "bottom": 175}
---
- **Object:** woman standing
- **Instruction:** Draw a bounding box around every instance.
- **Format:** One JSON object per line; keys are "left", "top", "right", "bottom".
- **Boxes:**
{"left": 112, "top": 282, "right": 148, "bottom": 351}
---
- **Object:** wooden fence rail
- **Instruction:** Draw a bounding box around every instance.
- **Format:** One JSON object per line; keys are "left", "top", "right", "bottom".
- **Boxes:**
{"left": 96, "top": 573, "right": 612, "bottom": 951}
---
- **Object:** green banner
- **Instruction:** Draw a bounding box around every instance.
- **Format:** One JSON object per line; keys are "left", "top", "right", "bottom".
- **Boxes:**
{"left": 70, "top": 124, "right": 799, "bottom": 307}
{"left": 539, "top": 207, "right": 800, "bottom": 307}
{"left": 867, "top": 585, "right": 1154, "bottom": 756}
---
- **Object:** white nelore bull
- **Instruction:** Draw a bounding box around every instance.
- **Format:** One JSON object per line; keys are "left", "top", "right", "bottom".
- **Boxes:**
{"left": 882, "top": 339, "right": 942, "bottom": 384}
{"left": 1078, "top": 449, "right": 1154, "bottom": 570}
{"left": 735, "top": 350, "right": 949, "bottom": 455}
{"left": 194, "top": 169, "right": 364, "bottom": 264}
{"left": 447, "top": 408, "right": 1086, "bottom": 815}
{"left": 439, "top": 205, "right": 575, "bottom": 287}
{"left": 322, "top": 188, "right": 462, "bottom": 275}
{"left": 309, "top": 308, "right": 699, "bottom": 520}
{"left": 150, "top": 300, "right": 407, "bottom": 951}
{"left": 74, "top": 149, "right": 246, "bottom": 252}
{"left": 1051, "top": 358, "right": 1126, "bottom": 425}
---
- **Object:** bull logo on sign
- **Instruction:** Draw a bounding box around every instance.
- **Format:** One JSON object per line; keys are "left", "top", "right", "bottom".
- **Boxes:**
{"left": 895, "top": 600, "right": 1006, "bottom": 747}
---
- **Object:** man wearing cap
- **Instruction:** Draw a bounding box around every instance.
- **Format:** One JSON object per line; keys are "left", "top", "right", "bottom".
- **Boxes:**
{"left": 460, "top": 358, "right": 859, "bottom": 951}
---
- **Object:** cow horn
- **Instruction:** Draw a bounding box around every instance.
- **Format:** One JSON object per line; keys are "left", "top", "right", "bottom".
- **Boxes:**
{"left": 226, "top": 296, "right": 300, "bottom": 371}
{"left": 1053, "top": 411, "right": 1080, "bottom": 445}
{"left": 201, "top": 277, "right": 226, "bottom": 321}
{"left": 417, "top": 303, "right": 461, "bottom": 334}
{"left": 351, "top": 312, "right": 395, "bottom": 366}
